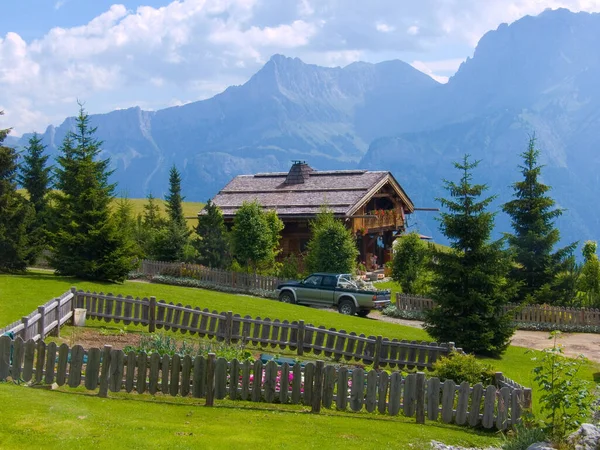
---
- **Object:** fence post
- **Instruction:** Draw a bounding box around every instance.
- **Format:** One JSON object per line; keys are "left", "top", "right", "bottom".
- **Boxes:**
{"left": 311, "top": 360, "right": 324, "bottom": 414}
{"left": 416, "top": 372, "right": 425, "bottom": 424}
{"left": 148, "top": 297, "right": 156, "bottom": 333}
{"left": 395, "top": 293, "right": 400, "bottom": 309}
{"left": 297, "top": 321, "right": 305, "bottom": 356}
{"left": 70, "top": 286, "right": 77, "bottom": 325}
{"left": 98, "top": 345, "right": 113, "bottom": 398}
{"left": 37, "top": 306, "right": 46, "bottom": 341}
{"left": 53, "top": 298, "right": 61, "bottom": 338}
{"left": 373, "top": 335, "right": 383, "bottom": 369}
{"left": 205, "top": 353, "right": 216, "bottom": 407}
{"left": 495, "top": 372, "right": 504, "bottom": 387}
{"left": 21, "top": 316, "right": 29, "bottom": 341}
{"left": 523, "top": 388, "right": 532, "bottom": 409}
{"left": 225, "top": 312, "right": 233, "bottom": 345}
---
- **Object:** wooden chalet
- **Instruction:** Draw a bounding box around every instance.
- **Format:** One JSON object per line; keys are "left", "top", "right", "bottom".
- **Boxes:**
{"left": 207, "top": 161, "right": 415, "bottom": 268}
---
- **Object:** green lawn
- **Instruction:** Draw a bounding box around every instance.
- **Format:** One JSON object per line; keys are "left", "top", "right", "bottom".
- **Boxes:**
{"left": 0, "top": 383, "right": 500, "bottom": 449}
{"left": 117, "top": 197, "right": 205, "bottom": 228}
{"left": 2, "top": 272, "right": 599, "bottom": 417}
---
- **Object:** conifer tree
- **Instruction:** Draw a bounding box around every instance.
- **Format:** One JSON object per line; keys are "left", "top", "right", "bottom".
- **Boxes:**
{"left": 50, "top": 104, "right": 132, "bottom": 281}
{"left": 391, "top": 232, "right": 431, "bottom": 295}
{"left": 0, "top": 112, "right": 34, "bottom": 272}
{"left": 194, "top": 200, "right": 229, "bottom": 268}
{"left": 17, "top": 133, "right": 52, "bottom": 262}
{"left": 425, "top": 155, "right": 515, "bottom": 356}
{"left": 142, "top": 193, "right": 163, "bottom": 229}
{"left": 165, "top": 165, "right": 185, "bottom": 227}
{"left": 502, "top": 136, "right": 576, "bottom": 303}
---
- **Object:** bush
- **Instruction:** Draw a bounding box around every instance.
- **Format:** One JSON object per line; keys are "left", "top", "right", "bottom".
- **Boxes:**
{"left": 431, "top": 353, "right": 496, "bottom": 386}
{"left": 150, "top": 274, "right": 278, "bottom": 299}
{"left": 278, "top": 253, "right": 301, "bottom": 280}
{"left": 381, "top": 305, "right": 427, "bottom": 321}
{"left": 501, "top": 423, "right": 546, "bottom": 450}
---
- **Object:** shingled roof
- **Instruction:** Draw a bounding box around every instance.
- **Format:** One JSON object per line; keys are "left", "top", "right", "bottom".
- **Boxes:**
{"left": 210, "top": 162, "right": 414, "bottom": 218}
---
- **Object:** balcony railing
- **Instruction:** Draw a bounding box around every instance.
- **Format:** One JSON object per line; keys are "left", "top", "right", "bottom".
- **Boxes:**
{"left": 355, "top": 209, "right": 403, "bottom": 232}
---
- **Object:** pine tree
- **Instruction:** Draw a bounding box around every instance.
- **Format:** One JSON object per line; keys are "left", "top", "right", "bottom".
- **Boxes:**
{"left": 165, "top": 165, "right": 185, "bottom": 227}
{"left": 305, "top": 208, "right": 358, "bottom": 274}
{"left": 194, "top": 200, "right": 230, "bottom": 268}
{"left": 114, "top": 195, "right": 142, "bottom": 258}
{"left": 0, "top": 112, "right": 34, "bottom": 272}
{"left": 49, "top": 104, "right": 132, "bottom": 281}
{"left": 502, "top": 136, "right": 576, "bottom": 303}
{"left": 425, "top": 155, "right": 515, "bottom": 356}
{"left": 142, "top": 193, "right": 163, "bottom": 229}
{"left": 17, "top": 133, "right": 52, "bottom": 262}
{"left": 578, "top": 241, "right": 600, "bottom": 307}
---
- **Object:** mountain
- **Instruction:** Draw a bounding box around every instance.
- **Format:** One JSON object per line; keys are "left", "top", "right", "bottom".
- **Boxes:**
{"left": 16, "top": 55, "right": 438, "bottom": 200}
{"left": 13, "top": 8, "right": 600, "bottom": 246}
{"left": 360, "top": 8, "right": 600, "bottom": 245}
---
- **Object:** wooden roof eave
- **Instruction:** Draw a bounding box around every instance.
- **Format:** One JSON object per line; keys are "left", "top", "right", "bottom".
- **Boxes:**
{"left": 345, "top": 173, "right": 415, "bottom": 217}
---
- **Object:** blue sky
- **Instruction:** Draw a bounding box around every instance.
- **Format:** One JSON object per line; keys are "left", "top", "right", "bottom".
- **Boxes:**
{"left": 1, "top": 0, "right": 599, "bottom": 134}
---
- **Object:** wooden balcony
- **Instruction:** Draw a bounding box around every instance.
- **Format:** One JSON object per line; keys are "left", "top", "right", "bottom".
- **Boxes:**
{"left": 352, "top": 209, "right": 404, "bottom": 233}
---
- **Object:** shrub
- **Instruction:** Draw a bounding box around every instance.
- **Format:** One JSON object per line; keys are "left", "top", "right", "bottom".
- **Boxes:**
{"left": 150, "top": 274, "right": 278, "bottom": 299}
{"left": 278, "top": 253, "right": 301, "bottom": 280}
{"left": 501, "top": 423, "right": 546, "bottom": 450}
{"left": 381, "top": 305, "right": 427, "bottom": 321}
{"left": 431, "top": 353, "right": 496, "bottom": 386}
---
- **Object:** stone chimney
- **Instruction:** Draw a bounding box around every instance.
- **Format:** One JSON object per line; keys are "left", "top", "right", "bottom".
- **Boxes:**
{"left": 284, "top": 161, "right": 314, "bottom": 185}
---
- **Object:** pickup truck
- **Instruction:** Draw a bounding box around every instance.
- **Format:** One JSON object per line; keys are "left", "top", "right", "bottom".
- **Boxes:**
{"left": 275, "top": 273, "right": 391, "bottom": 317}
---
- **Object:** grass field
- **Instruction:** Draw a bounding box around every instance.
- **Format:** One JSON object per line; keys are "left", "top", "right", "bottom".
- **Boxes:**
{"left": 114, "top": 197, "right": 205, "bottom": 228}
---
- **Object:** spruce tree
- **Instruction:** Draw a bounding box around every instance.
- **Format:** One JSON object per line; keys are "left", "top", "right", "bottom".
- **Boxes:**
{"left": 50, "top": 104, "right": 132, "bottom": 281}
{"left": 0, "top": 113, "right": 34, "bottom": 272}
{"left": 425, "top": 155, "right": 515, "bottom": 356}
{"left": 165, "top": 165, "right": 185, "bottom": 227}
{"left": 142, "top": 193, "right": 163, "bottom": 229}
{"left": 502, "top": 136, "right": 576, "bottom": 303}
{"left": 194, "top": 200, "right": 229, "bottom": 268}
{"left": 17, "top": 133, "right": 52, "bottom": 262}
{"left": 305, "top": 208, "right": 358, "bottom": 274}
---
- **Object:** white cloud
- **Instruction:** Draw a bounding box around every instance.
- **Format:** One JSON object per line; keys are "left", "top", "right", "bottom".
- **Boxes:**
{"left": 2, "top": 0, "right": 600, "bottom": 134}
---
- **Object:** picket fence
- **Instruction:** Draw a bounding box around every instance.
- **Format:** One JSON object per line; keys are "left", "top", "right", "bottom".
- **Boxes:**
{"left": 140, "top": 260, "right": 285, "bottom": 292}
{"left": 2, "top": 289, "right": 457, "bottom": 370}
{"left": 396, "top": 293, "right": 600, "bottom": 327}
{"left": 0, "top": 336, "right": 531, "bottom": 430}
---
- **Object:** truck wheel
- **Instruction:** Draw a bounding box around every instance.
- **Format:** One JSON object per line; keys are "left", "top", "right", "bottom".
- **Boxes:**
{"left": 357, "top": 310, "right": 370, "bottom": 318}
{"left": 338, "top": 299, "right": 356, "bottom": 315}
{"left": 279, "top": 292, "right": 295, "bottom": 304}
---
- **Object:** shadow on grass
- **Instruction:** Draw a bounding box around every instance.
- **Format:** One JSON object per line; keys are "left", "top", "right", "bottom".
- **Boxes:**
{"left": 22, "top": 270, "right": 121, "bottom": 287}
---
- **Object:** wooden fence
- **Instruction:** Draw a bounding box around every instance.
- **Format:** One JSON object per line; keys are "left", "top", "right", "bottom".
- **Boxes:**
{"left": 396, "top": 293, "right": 600, "bottom": 327}
{"left": 0, "top": 289, "right": 75, "bottom": 341}
{"left": 74, "top": 290, "right": 456, "bottom": 370}
{"left": 0, "top": 336, "right": 531, "bottom": 430}
{"left": 140, "top": 260, "right": 285, "bottom": 292}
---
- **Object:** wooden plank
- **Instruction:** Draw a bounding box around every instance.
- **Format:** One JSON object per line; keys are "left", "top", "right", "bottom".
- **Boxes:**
{"left": 84, "top": 347, "right": 101, "bottom": 390}
{"left": 114, "top": 294, "right": 123, "bottom": 324}
{"left": 170, "top": 354, "right": 181, "bottom": 397}
{"left": 304, "top": 324, "right": 314, "bottom": 354}
{"left": 279, "top": 363, "right": 290, "bottom": 404}
{"left": 291, "top": 363, "right": 302, "bottom": 404}
{"left": 260, "top": 318, "right": 271, "bottom": 349}
{"left": 350, "top": 368, "right": 364, "bottom": 411}
{"left": 163, "top": 302, "right": 174, "bottom": 331}
{"left": 322, "top": 365, "right": 336, "bottom": 409}
{"left": 355, "top": 334, "right": 366, "bottom": 361}
{"left": 388, "top": 372, "right": 402, "bottom": 416}
{"left": 441, "top": 379, "right": 456, "bottom": 423}
{"left": 264, "top": 360, "right": 278, "bottom": 403}
{"left": 172, "top": 303, "right": 183, "bottom": 333}
{"left": 378, "top": 338, "right": 389, "bottom": 368}
{"left": 192, "top": 355, "right": 206, "bottom": 398}
{"left": 123, "top": 296, "right": 133, "bottom": 325}
{"left": 313, "top": 326, "right": 326, "bottom": 356}
{"left": 240, "top": 360, "right": 251, "bottom": 401}
{"left": 11, "top": 337, "right": 25, "bottom": 381}
{"left": 344, "top": 332, "right": 357, "bottom": 361}
{"left": 181, "top": 355, "right": 192, "bottom": 397}
{"left": 388, "top": 338, "right": 399, "bottom": 369}
{"left": 35, "top": 340, "right": 46, "bottom": 384}
{"left": 289, "top": 321, "right": 298, "bottom": 351}
{"left": 98, "top": 345, "right": 112, "bottom": 398}
{"left": 377, "top": 371, "right": 390, "bottom": 414}
{"left": 427, "top": 377, "right": 441, "bottom": 421}
{"left": 161, "top": 354, "right": 170, "bottom": 394}
{"left": 251, "top": 316, "right": 262, "bottom": 346}
{"left": 148, "top": 353, "right": 161, "bottom": 395}
{"left": 109, "top": 349, "right": 124, "bottom": 392}
{"left": 251, "top": 360, "right": 263, "bottom": 402}
{"left": 312, "top": 360, "right": 324, "bottom": 413}
{"left": 417, "top": 341, "right": 428, "bottom": 370}
{"left": 68, "top": 345, "right": 85, "bottom": 388}
{"left": 279, "top": 320, "right": 290, "bottom": 349}
{"left": 241, "top": 315, "right": 252, "bottom": 345}
{"left": 403, "top": 373, "right": 416, "bottom": 417}
{"left": 270, "top": 319, "right": 281, "bottom": 348}
{"left": 0, "top": 336, "right": 11, "bottom": 380}
{"left": 215, "top": 357, "right": 228, "bottom": 399}
{"left": 304, "top": 362, "right": 315, "bottom": 406}
{"left": 205, "top": 354, "right": 216, "bottom": 406}
{"left": 407, "top": 340, "right": 418, "bottom": 369}
{"left": 231, "top": 314, "right": 242, "bottom": 344}
{"left": 189, "top": 307, "right": 201, "bottom": 336}
{"left": 365, "top": 369, "right": 378, "bottom": 413}
{"left": 22, "top": 339, "right": 36, "bottom": 382}
{"left": 55, "top": 343, "right": 69, "bottom": 386}
{"left": 456, "top": 381, "right": 470, "bottom": 425}
{"left": 415, "top": 372, "right": 426, "bottom": 424}
{"left": 497, "top": 386, "right": 511, "bottom": 430}
{"left": 156, "top": 300, "right": 166, "bottom": 330}
{"left": 124, "top": 351, "right": 136, "bottom": 393}
{"left": 324, "top": 328, "right": 336, "bottom": 358}
{"left": 104, "top": 292, "right": 113, "bottom": 323}
{"left": 228, "top": 358, "right": 239, "bottom": 400}
{"left": 428, "top": 342, "right": 440, "bottom": 366}
{"left": 469, "top": 383, "right": 484, "bottom": 427}
{"left": 482, "top": 385, "right": 497, "bottom": 429}
{"left": 137, "top": 352, "right": 148, "bottom": 394}
{"left": 44, "top": 342, "right": 57, "bottom": 384}
{"left": 333, "top": 330, "right": 346, "bottom": 362}
{"left": 208, "top": 310, "right": 219, "bottom": 338}
{"left": 335, "top": 367, "right": 348, "bottom": 411}
{"left": 511, "top": 389, "right": 523, "bottom": 426}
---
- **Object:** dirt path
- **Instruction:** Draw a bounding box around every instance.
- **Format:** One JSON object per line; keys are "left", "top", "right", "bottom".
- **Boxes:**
{"left": 370, "top": 311, "right": 600, "bottom": 363}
